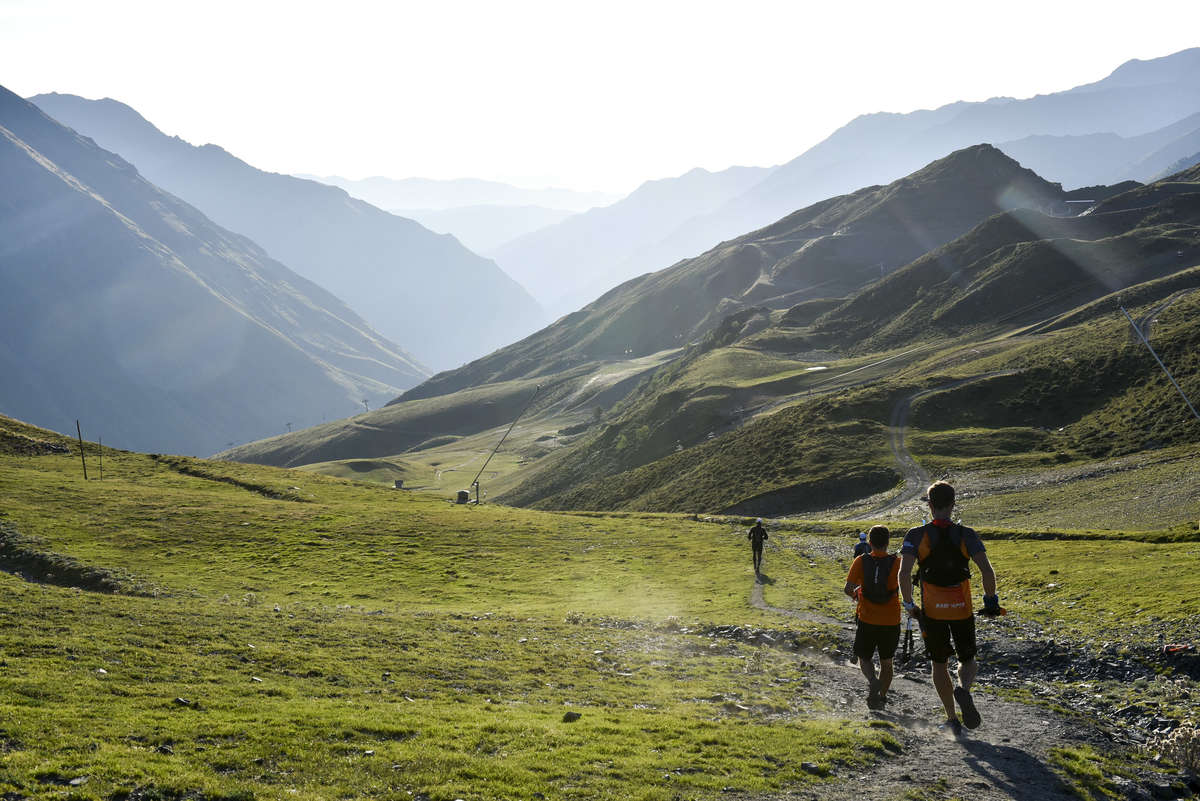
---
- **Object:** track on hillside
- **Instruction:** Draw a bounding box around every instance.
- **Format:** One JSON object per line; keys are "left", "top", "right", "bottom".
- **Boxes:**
{"left": 1132, "top": 288, "right": 1197, "bottom": 342}
{"left": 851, "top": 372, "right": 1021, "bottom": 520}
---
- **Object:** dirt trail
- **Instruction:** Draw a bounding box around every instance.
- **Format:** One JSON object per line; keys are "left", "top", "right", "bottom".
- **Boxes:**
{"left": 1132, "top": 288, "right": 1196, "bottom": 342}
{"left": 852, "top": 371, "right": 1020, "bottom": 520}
{"left": 749, "top": 572, "right": 841, "bottom": 625}
{"left": 747, "top": 567, "right": 1117, "bottom": 801}
{"left": 802, "top": 655, "right": 1098, "bottom": 801}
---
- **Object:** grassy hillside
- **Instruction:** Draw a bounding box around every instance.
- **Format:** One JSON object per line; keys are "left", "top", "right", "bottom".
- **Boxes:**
{"left": 5, "top": 414, "right": 1200, "bottom": 801}
{"left": 2, "top": 415, "right": 907, "bottom": 801}
{"left": 219, "top": 150, "right": 1200, "bottom": 527}
{"left": 817, "top": 179, "right": 1200, "bottom": 352}
{"left": 398, "top": 145, "right": 1070, "bottom": 404}
{"left": 500, "top": 282, "right": 1200, "bottom": 522}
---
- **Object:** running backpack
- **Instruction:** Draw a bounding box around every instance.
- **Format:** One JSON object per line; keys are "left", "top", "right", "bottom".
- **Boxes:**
{"left": 918, "top": 524, "right": 970, "bottom": 587}
{"left": 860, "top": 554, "right": 897, "bottom": 604}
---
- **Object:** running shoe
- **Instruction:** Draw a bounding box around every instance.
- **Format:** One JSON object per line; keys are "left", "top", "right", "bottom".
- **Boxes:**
{"left": 953, "top": 686, "right": 981, "bottom": 729}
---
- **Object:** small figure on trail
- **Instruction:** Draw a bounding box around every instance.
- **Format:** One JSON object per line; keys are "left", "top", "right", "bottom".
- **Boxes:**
{"left": 899, "top": 481, "right": 1002, "bottom": 737}
{"left": 747, "top": 518, "right": 769, "bottom": 574}
{"left": 845, "top": 524, "right": 901, "bottom": 710}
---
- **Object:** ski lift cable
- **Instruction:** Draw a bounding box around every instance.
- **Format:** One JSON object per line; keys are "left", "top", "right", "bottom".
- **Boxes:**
{"left": 1120, "top": 305, "right": 1200, "bottom": 422}
{"left": 469, "top": 384, "right": 542, "bottom": 491}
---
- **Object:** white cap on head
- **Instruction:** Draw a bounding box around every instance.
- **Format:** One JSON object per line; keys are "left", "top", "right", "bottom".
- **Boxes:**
{"left": 756, "top": 518, "right": 763, "bottom": 524}
{"left": 858, "top": 531, "right": 867, "bottom": 540}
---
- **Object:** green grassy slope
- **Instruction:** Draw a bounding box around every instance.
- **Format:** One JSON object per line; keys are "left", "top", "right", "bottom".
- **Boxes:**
{"left": 1, "top": 415, "right": 900, "bottom": 801}
{"left": 397, "top": 145, "right": 1070, "bottom": 404}
{"left": 817, "top": 178, "right": 1200, "bottom": 352}
{"left": 502, "top": 284, "right": 1200, "bottom": 521}
{"left": 4, "top": 414, "right": 1200, "bottom": 801}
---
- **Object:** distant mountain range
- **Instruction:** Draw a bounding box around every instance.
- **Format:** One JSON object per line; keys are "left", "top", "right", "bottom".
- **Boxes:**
{"left": 299, "top": 174, "right": 618, "bottom": 212}
{"left": 406, "top": 145, "right": 1070, "bottom": 402}
{"left": 485, "top": 48, "right": 1200, "bottom": 321}
{"left": 31, "top": 93, "right": 544, "bottom": 370}
{"left": 491, "top": 164, "right": 775, "bottom": 316}
{"left": 0, "top": 85, "right": 428, "bottom": 456}
{"left": 388, "top": 204, "right": 576, "bottom": 254}
{"left": 998, "top": 111, "right": 1200, "bottom": 189}
{"left": 223, "top": 146, "right": 1200, "bottom": 519}
{"left": 299, "top": 174, "right": 618, "bottom": 255}
{"left": 643, "top": 48, "right": 1200, "bottom": 280}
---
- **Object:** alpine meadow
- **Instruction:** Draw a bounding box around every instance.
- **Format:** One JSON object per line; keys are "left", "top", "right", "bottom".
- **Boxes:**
{"left": 3, "top": 13, "right": 1200, "bottom": 801}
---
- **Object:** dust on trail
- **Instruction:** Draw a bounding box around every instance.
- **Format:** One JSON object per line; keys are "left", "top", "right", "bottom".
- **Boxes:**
{"left": 745, "top": 556, "right": 1109, "bottom": 801}
{"left": 749, "top": 573, "right": 841, "bottom": 625}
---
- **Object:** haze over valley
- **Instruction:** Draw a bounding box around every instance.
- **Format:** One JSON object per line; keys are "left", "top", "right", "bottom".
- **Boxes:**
{"left": 4, "top": 6, "right": 1200, "bottom": 799}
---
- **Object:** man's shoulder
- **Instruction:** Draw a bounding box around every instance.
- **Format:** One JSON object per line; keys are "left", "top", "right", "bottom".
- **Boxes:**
{"left": 955, "top": 523, "right": 985, "bottom": 553}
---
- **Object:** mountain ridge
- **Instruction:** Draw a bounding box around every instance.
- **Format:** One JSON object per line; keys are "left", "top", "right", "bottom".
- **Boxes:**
{"left": 2, "top": 85, "right": 426, "bottom": 455}
{"left": 400, "top": 144, "right": 1067, "bottom": 404}
{"left": 30, "top": 92, "right": 544, "bottom": 370}
{"left": 617, "top": 48, "right": 1200, "bottom": 295}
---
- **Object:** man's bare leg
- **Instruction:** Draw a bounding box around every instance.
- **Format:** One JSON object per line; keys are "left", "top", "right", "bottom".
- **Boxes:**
{"left": 931, "top": 660, "right": 957, "bottom": 721}
{"left": 878, "top": 657, "right": 894, "bottom": 699}
{"left": 859, "top": 656, "right": 878, "bottom": 691}
{"left": 957, "top": 658, "right": 977, "bottom": 691}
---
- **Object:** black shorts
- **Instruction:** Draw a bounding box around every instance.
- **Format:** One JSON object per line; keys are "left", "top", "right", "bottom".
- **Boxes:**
{"left": 854, "top": 621, "right": 900, "bottom": 661}
{"left": 921, "top": 614, "right": 977, "bottom": 663}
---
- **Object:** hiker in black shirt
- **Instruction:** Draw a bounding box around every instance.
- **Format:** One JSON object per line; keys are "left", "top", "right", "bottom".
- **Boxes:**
{"left": 853, "top": 531, "right": 870, "bottom": 558}
{"left": 747, "top": 518, "right": 768, "bottom": 573}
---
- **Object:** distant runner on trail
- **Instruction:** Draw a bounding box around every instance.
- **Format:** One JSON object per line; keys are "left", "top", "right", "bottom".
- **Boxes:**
{"left": 844, "top": 525, "right": 901, "bottom": 710}
{"left": 900, "top": 481, "right": 1002, "bottom": 737}
{"left": 747, "top": 518, "right": 768, "bottom": 573}
{"left": 853, "top": 531, "right": 870, "bottom": 558}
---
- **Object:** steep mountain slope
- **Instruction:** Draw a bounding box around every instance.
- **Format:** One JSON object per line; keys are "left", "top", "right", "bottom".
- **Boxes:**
{"left": 0, "top": 85, "right": 426, "bottom": 456}
{"left": 30, "top": 93, "right": 543, "bottom": 370}
{"left": 634, "top": 48, "right": 1200, "bottom": 286}
{"left": 502, "top": 168, "right": 1200, "bottom": 513}
{"left": 222, "top": 151, "right": 1200, "bottom": 518}
{"left": 817, "top": 174, "right": 1200, "bottom": 350}
{"left": 404, "top": 145, "right": 1066, "bottom": 402}
{"left": 491, "top": 164, "right": 774, "bottom": 315}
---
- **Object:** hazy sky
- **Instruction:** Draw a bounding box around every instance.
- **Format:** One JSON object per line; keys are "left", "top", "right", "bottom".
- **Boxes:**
{"left": 2, "top": 0, "right": 1198, "bottom": 193}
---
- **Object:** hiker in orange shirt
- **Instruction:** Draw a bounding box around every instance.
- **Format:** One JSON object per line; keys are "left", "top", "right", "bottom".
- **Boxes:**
{"left": 900, "top": 481, "right": 1001, "bottom": 737}
{"left": 844, "top": 524, "right": 901, "bottom": 710}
